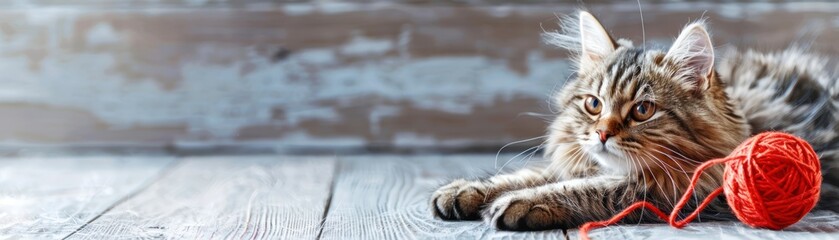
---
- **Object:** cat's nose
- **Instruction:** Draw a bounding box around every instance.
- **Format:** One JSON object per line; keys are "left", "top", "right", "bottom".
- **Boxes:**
{"left": 596, "top": 130, "right": 614, "bottom": 143}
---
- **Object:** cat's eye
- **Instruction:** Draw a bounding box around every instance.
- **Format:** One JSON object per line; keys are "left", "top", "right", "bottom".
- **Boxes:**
{"left": 584, "top": 96, "right": 602, "bottom": 115}
{"left": 631, "top": 101, "right": 656, "bottom": 121}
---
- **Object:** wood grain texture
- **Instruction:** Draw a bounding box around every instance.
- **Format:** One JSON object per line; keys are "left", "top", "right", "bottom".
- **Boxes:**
{"left": 4, "top": 154, "right": 837, "bottom": 239}
{"left": 0, "top": 3, "right": 837, "bottom": 150}
{"left": 66, "top": 156, "right": 336, "bottom": 239}
{"left": 320, "top": 154, "right": 567, "bottom": 239}
{"left": 0, "top": 156, "right": 174, "bottom": 239}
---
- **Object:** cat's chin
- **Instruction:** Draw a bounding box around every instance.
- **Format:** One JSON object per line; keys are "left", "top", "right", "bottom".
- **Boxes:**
{"left": 586, "top": 146, "right": 631, "bottom": 175}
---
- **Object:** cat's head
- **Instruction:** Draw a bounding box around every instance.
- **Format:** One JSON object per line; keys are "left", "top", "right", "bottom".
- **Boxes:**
{"left": 543, "top": 11, "right": 749, "bottom": 177}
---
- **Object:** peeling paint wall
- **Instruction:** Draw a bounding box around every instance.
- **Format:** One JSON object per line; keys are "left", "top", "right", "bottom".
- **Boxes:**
{"left": 0, "top": 2, "right": 838, "bottom": 150}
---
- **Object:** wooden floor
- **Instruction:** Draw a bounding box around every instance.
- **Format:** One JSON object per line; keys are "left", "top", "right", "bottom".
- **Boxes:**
{"left": 1, "top": 155, "right": 838, "bottom": 239}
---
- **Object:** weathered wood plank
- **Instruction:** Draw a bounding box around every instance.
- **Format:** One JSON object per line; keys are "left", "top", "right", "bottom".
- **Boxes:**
{"left": 66, "top": 156, "right": 336, "bottom": 239}
{"left": 0, "top": 3, "right": 837, "bottom": 149}
{"left": 0, "top": 156, "right": 174, "bottom": 239}
{"left": 320, "top": 154, "right": 567, "bottom": 239}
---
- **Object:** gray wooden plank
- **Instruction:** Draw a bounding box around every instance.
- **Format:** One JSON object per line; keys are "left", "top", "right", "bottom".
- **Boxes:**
{"left": 67, "top": 156, "right": 336, "bottom": 239}
{"left": 0, "top": 156, "right": 174, "bottom": 239}
{"left": 320, "top": 154, "right": 567, "bottom": 239}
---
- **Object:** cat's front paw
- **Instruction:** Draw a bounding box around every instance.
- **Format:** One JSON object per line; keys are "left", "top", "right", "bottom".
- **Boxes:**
{"left": 484, "top": 189, "right": 565, "bottom": 231}
{"left": 430, "top": 179, "right": 488, "bottom": 220}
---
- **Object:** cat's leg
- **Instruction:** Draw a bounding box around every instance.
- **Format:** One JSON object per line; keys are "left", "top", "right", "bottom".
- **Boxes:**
{"left": 431, "top": 167, "right": 551, "bottom": 220}
{"left": 484, "top": 175, "right": 634, "bottom": 230}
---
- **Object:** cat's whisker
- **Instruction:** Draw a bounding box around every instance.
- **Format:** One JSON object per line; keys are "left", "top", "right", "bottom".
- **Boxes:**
{"left": 648, "top": 150, "right": 693, "bottom": 172}
{"left": 494, "top": 135, "right": 549, "bottom": 170}
{"left": 650, "top": 142, "right": 704, "bottom": 164}
{"left": 636, "top": 152, "right": 666, "bottom": 202}
{"left": 651, "top": 143, "right": 698, "bottom": 163}
{"left": 622, "top": 148, "right": 650, "bottom": 225}
{"left": 518, "top": 112, "right": 558, "bottom": 122}
{"left": 636, "top": 144, "right": 688, "bottom": 172}
{"left": 636, "top": 0, "right": 645, "bottom": 51}
{"left": 521, "top": 141, "right": 547, "bottom": 168}
{"left": 639, "top": 151, "right": 680, "bottom": 209}
{"left": 648, "top": 147, "right": 693, "bottom": 174}
{"left": 633, "top": 152, "right": 664, "bottom": 224}
{"left": 644, "top": 146, "right": 701, "bottom": 205}
{"left": 495, "top": 143, "right": 543, "bottom": 175}
{"left": 562, "top": 145, "right": 586, "bottom": 179}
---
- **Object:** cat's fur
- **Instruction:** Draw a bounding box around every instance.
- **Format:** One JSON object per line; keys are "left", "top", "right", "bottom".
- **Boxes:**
{"left": 431, "top": 11, "right": 838, "bottom": 230}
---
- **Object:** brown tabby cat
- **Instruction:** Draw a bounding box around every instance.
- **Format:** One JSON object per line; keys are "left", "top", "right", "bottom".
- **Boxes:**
{"left": 431, "top": 11, "right": 839, "bottom": 230}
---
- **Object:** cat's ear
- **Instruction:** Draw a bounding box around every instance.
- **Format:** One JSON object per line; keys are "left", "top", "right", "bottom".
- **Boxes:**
{"left": 578, "top": 11, "right": 616, "bottom": 68}
{"left": 665, "top": 23, "right": 714, "bottom": 91}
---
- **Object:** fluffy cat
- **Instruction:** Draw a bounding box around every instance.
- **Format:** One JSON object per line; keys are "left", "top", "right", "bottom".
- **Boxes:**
{"left": 430, "top": 11, "right": 838, "bottom": 230}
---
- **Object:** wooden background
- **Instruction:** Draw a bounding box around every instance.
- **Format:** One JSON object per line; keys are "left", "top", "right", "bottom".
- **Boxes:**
{"left": 0, "top": 1, "right": 838, "bottom": 153}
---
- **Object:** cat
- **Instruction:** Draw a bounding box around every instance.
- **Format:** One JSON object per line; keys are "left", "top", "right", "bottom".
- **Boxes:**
{"left": 430, "top": 10, "right": 839, "bottom": 231}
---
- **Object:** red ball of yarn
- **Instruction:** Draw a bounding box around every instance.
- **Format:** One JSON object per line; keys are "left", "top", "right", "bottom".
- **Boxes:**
{"left": 580, "top": 132, "right": 822, "bottom": 240}
{"left": 722, "top": 132, "right": 822, "bottom": 230}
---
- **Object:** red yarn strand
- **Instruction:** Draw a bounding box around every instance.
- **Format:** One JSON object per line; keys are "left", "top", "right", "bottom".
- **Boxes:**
{"left": 669, "top": 158, "right": 728, "bottom": 228}
{"left": 578, "top": 132, "right": 821, "bottom": 240}
{"left": 579, "top": 158, "right": 726, "bottom": 240}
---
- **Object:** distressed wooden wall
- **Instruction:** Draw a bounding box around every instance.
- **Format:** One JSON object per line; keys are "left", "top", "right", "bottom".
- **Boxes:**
{"left": 0, "top": 1, "right": 838, "bottom": 151}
